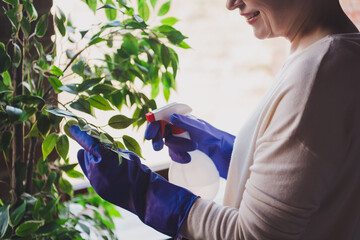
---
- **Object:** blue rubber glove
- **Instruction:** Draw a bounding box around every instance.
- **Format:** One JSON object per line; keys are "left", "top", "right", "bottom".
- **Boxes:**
{"left": 69, "top": 125, "right": 199, "bottom": 238}
{"left": 145, "top": 114, "right": 235, "bottom": 179}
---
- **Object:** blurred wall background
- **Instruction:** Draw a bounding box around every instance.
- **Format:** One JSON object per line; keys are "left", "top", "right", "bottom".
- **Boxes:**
{"left": 55, "top": 0, "right": 360, "bottom": 172}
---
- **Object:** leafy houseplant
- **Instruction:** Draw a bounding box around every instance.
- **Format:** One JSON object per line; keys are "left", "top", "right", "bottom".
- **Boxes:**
{"left": 0, "top": 0, "right": 189, "bottom": 238}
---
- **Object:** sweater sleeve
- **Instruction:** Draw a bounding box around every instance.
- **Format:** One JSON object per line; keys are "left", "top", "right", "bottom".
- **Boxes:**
{"left": 179, "top": 137, "right": 337, "bottom": 239}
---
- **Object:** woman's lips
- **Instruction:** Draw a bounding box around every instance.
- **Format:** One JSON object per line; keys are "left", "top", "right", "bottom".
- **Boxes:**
{"left": 241, "top": 11, "right": 261, "bottom": 24}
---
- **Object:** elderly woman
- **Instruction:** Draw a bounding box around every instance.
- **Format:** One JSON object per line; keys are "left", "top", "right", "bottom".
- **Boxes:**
{"left": 70, "top": 0, "right": 360, "bottom": 239}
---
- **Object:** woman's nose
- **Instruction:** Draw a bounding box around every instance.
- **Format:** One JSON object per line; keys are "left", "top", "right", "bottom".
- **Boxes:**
{"left": 226, "top": 0, "right": 244, "bottom": 10}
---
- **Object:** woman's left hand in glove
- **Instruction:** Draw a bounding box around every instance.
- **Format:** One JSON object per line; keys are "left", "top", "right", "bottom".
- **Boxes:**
{"left": 69, "top": 125, "right": 199, "bottom": 238}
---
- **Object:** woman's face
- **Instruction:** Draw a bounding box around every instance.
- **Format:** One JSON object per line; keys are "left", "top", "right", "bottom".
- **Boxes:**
{"left": 226, "top": 0, "right": 309, "bottom": 40}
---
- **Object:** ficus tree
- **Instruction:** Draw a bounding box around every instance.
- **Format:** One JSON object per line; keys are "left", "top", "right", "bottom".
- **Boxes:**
{"left": 0, "top": 0, "right": 189, "bottom": 238}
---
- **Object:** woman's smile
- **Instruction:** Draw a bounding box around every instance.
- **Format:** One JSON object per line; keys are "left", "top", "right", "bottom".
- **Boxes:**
{"left": 241, "top": 10, "right": 261, "bottom": 24}
{"left": 227, "top": 0, "right": 314, "bottom": 42}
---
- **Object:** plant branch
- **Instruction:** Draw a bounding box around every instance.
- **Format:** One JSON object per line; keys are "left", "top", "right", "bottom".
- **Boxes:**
{"left": 11, "top": 34, "right": 25, "bottom": 202}
{"left": 25, "top": 137, "right": 36, "bottom": 193}
{"left": 2, "top": 152, "right": 11, "bottom": 179}
{"left": 62, "top": 46, "right": 90, "bottom": 73}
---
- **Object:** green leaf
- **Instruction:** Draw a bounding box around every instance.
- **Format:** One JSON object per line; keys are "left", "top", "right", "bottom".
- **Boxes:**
{"left": 150, "top": 0, "right": 157, "bottom": 8}
{"left": 44, "top": 171, "right": 57, "bottom": 191}
{"left": 0, "top": 205, "right": 9, "bottom": 238}
{"left": 45, "top": 107, "right": 77, "bottom": 119}
{"left": 161, "top": 44, "right": 171, "bottom": 68}
{"left": 123, "top": 135, "right": 143, "bottom": 158}
{"left": 105, "top": 20, "right": 123, "bottom": 27}
{"left": 6, "top": 105, "right": 23, "bottom": 121}
{"left": 104, "top": 0, "right": 117, "bottom": 21}
{"left": 4, "top": 7, "right": 17, "bottom": 31}
{"left": 0, "top": 199, "right": 3, "bottom": 206}
{"left": 12, "top": 42, "right": 21, "bottom": 68}
{"left": 56, "top": 135, "right": 69, "bottom": 160}
{"left": 138, "top": 2, "right": 150, "bottom": 22}
{"left": 70, "top": 98, "right": 92, "bottom": 115}
{"left": 59, "top": 84, "right": 78, "bottom": 94}
{"left": 56, "top": 6, "right": 66, "bottom": 23}
{"left": 77, "top": 77, "right": 102, "bottom": 92}
{"left": 122, "top": 33, "right": 139, "bottom": 55}
{"left": 59, "top": 178, "right": 73, "bottom": 197}
{"left": 72, "top": 61, "right": 85, "bottom": 76}
{"left": 161, "top": 17, "right": 178, "bottom": 26}
{"left": 117, "top": 0, "right": 127, "bottom": 5}
{"left": 92, "top": 83, "right": 117, "bottom": 94}
{"left": 40, "top": 198, "right": 59, "bottom": 216}
{"left": 42, "top": 133, "right": 58, "bottom": 160}
{"left": 77, "top": 222, "right": 90, "bottom": 236}
{"left": 55, "top": 15, "right": 66, "bottom": 36}
{"left": 20, "top": 17, "right": 31, "bottom": 36}
{"left": 59, "top": 163, "right": 78, "bottom": 172}
{"left": 19, "top": 107, "right": 36, "bottom": 122}
{"left": 151, "top": 83, "right": 160, "bottom": 99}
{"left": 88, "top": 95, "right": 114, "bottom": 111}
{"left": 105, "top": 204, "right": 122, "bottom": 217}
{"left": 133, "top": 14, "right": 143, "bottom": 23}
{"left": 63, "top": 120, "right": 78, "bottom": 139}
{"left": 156, "top": 24, "right": 173, "bottom": 33}
{"left": 1, "top": 71, "right": 11, "bottom": 86}
{"left": 157, "top": 25, "right": 186, "bottom": 45}
{"left": 31, "top": 199, "right": 41, "bottom": 219}
{"left": 115, "top": 141, "right": 125, "bottom": 149}
{"left": 23, "top": 0, "right": 37, "bottom": 20}
{"left": 177, "top": 41, "right": 191, "bottom": 49}
{"left": 10, "top": 201, "right": 26, "bottom": 227}
{"left": 24, "top": 122, "right": 40, "bottom": 138}
{"left": 166, "top": 30, "right": 186, "bottom": 45}
{"left": 163, "top": 86, "right": 170, "bottom": 101}
{"left": 49, "top": 65, "right": 64, "bottom": 76}
{"left": 110, "top": 90, "right": 123, "bottom": 110}
{"left": 14, "top": 4, "right": 23, "bottom": 22}
{"left": 33, "top": 38, "right": 43, "bottom": 56}
{"left": 35, "top": 13, "right": 49, "bottom": 38}
{"left": 108, "top": 114, "right": 137, "bottom": 129}
{"left": 48, "top": 76, "right": 63, "bottom": 93}
{"left": 88, "top": 36, "right": 106, "bottom": 46}
{"left": 98, "top": 3, "right": 117, "bottom": 10}
{"left": 65, "top": 169, "right": 84, "bottom": 178}
{"left": 37, "top": 114, "right": 51, "bottom": 136}
{"left": 80, "top": 29, "right": 89, "bottom": 39}
{"left": 36, "top": 221, "right": 60, "bottom": 235}
{"left": 15, "top": 220, "right": 44, "bottom": 237}
{"left": 162, "top": 71, "right": 173, "bottom": 88}
{"left": 0, "top": 42, "right": 11, "bottom": 73}
{"left": 170, "top": 49, "right": 179, "bottom": 78}
{"left": 86, "top": 0, "right": 97, "bottom": 13}
{"left": 14, "top": 95, "right": 45, "bottom": 105}
{"left": 158, "top": 1, "right": 170, "bottom": 16}
{"left": 3, "top": 0, "right": 19, "bottom": 5}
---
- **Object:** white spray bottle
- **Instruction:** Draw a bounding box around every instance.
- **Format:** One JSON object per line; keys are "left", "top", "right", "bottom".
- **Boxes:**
{"left": 146, "top": 102, "right": 219, "bottom": 200}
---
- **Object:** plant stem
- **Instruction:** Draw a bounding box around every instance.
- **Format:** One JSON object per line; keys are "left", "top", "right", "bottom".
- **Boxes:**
{"left": 25, "top": 137, "right": 36, "bottom": 193}
{"left": 11, "top": 34, "right": 25, "bottom": 202}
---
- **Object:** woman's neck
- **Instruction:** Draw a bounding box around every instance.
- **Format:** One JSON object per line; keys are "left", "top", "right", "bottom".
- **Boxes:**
{"left": 289, "top": 1, "right": 359, "bottom": 54}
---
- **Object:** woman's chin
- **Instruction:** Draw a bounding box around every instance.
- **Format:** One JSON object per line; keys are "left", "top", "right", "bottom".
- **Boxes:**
{"left": 253, "top": 29, "right": 274, "bottom": 40}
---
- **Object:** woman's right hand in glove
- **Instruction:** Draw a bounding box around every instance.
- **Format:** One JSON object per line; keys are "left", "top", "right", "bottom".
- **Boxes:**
{"left": 145, "top": 114, "right": 235, "bottom": 179}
